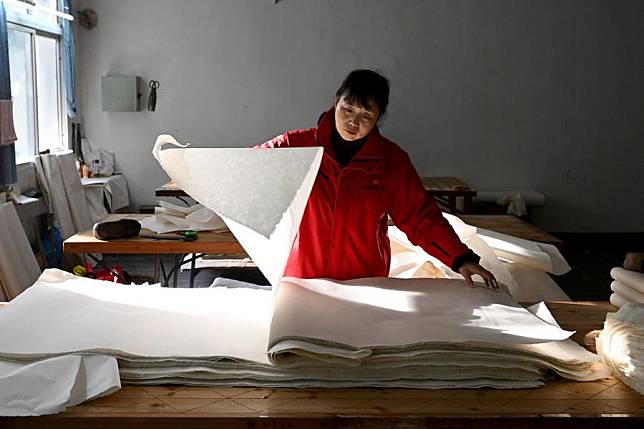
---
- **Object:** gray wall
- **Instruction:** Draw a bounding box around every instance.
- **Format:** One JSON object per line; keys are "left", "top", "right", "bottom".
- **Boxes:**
{"left": 76, "top": 0, "right": 644, "bottom": 232}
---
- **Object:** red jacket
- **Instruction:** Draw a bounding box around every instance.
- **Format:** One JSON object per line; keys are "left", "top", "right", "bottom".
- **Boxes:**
{"left": 260, "top": 109, "right": 474, "bottom": 280}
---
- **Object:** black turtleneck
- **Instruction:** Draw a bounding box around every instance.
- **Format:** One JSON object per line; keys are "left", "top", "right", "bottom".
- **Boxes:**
{"left": 331, "top": 129, "right": 367, "bottom": 167}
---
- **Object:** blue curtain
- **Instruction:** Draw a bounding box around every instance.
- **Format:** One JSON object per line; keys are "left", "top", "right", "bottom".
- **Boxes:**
{"left": 62, "top": 0, "right": 76, "bottom": 118}
{"left": 0, "top": 0, "right": 17, "bottom": 185}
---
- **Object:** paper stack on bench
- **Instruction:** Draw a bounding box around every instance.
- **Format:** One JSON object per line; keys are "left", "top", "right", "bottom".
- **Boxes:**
{"left": 0, "top": 270, "right": 606, "bottom": 395}
{"left": 139, "top": 201, "right": 229, "bottom": 234}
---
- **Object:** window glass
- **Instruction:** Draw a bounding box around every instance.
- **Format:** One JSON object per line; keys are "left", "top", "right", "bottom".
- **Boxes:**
{"left": 7, "top": 27, "right": 36, "bottom": 163}
{"left": 35, "top": 34, "right": 61, "bottom": 152}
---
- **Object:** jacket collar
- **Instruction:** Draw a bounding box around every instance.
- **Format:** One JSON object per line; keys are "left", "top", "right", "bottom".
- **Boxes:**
{"left": 315, "top": 108, "right": 385, "bottom": 162}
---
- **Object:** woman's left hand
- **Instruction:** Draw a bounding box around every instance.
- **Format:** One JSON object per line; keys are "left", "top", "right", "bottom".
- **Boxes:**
{"left": 458, "top": 262, "right": 499, "bottom": 290}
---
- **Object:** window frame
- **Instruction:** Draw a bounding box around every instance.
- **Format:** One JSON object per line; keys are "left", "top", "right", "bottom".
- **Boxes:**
{"left": 6, "top": 1, "right": 67, "bottom": 163}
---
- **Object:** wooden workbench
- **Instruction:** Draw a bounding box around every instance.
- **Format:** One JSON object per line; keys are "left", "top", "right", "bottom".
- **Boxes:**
{"left": 63, "top": 214, "right": 246, "bottom": 256}
{"left": 2, "top": 301, "right": 642, "bottom": 428}
{"left": 422, "top": 176, "right": 477, "bottom": 213}
{"left": 459, "top": 214, "right": 563, "bottom": 246}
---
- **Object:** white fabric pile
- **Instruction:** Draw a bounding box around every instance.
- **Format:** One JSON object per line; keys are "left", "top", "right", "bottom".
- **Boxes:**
{"left": 609, "top": 267, "right": 644, "bottom": 308}
{"left": 139, "top": 201, "right": 229, "bottom": 234}
{"left": 0, "top": 269, "right": 608, "bottom": 415}
{"left": 597, "top": 303, "right": 644, "bottom": 394}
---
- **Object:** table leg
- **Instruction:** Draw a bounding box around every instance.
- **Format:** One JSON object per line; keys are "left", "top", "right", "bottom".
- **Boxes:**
{"left": 463, "top": 196, "right": 473, "bottom": 214}
{"left": 172, "top": 255, "right": 181, "bottom": 288}
{"left": 448, "top": 196, "right": 457, "bottom": 213}
{"left": 154, "top": 255, "right": 160, "bottom": 283}
{"left": 189, "top": 253, "right": 196, "bottom": 288}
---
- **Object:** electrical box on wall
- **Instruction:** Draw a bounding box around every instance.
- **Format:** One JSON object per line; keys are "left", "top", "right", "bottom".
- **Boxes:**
{"left": 101, "top": 75, "right": 143, "bottom": 111}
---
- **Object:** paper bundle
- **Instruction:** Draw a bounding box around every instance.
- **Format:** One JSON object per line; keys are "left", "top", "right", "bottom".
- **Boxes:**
{"left": 139, "top": 201, "right": 228, "bottom": 233}
{"left": 597, "top": 303, "right": 644, "bottom": 394}
{"left": 609, "top": 267, "right": 644, "bottom": 308}
{"left": 0, "top": 270, "right": 608, "bottom": 415}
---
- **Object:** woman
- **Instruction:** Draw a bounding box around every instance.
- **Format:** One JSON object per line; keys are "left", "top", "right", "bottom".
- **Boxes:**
{"left": 260, "top": 69, "right": 496, "bottom": 288}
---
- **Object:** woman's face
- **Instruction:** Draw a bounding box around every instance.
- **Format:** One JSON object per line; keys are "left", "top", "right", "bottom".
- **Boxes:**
{"left": 334, "top": 96, "right": 380, "bottom": 141}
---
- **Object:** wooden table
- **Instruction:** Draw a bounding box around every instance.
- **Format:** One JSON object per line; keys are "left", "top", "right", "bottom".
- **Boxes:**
{"left": 459, "top": 214, "right": 563, "bottom": 246}
{"left": 156, "top": 177, "right": 477, "bottom": 214}
{"left": 422, "top": 176, "right": 477, "bottom": 214}
{"left": 2, "top": 301, "right": 641, "bottom": 428}
{"left": 63, "top": 214, "right": 245, "bottom": 256}
{"left": 63, "top": 214, "right": 246, "bottom": 288}
{"left": 154, "top": 180, "right": 186, "bottom": 198}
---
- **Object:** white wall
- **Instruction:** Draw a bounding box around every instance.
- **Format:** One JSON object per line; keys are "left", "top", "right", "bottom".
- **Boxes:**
{"left": 76, "top": 0, "right": 644, "bottom": 232}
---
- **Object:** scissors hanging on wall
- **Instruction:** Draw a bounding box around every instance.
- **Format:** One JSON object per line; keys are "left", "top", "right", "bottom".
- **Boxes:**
{"left": 148, "top": 80, "right": 160, "bottom": 111}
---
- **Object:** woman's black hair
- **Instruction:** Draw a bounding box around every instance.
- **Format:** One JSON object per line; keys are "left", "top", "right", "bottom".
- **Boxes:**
{"left": 335, "top": 69, "right": 390, "bottom": 116}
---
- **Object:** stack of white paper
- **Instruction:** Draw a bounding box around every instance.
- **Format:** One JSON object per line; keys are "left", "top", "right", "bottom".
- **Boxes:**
{"left": 0, "top": 270, "right": 608, "bottom": 416}
{"left": 139, "top": 201, "right": 229, "bottom": 233}
{"left": 597, "top": 303, "right": 644, "bottom": 394}
{"left": 609, "top": 267, "right": 644, "bottom": 308}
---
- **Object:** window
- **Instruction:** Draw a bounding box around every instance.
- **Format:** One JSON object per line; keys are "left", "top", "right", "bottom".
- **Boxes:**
{"left": 6, "top": 0, "right": 66, "bottom": 163}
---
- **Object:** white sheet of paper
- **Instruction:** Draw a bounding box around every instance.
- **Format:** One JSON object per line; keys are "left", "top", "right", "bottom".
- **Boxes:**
{"left": 152, "top": 135, "right": 323, "bottom": 286}
{"left": 268, "top": 277, "right": 574, "bottom": 351}
{"left": 388, "top": 213, "right": 570, "bottom": 302}
{"left": 0, "top": 269, "right": 273, "bottom": 363}
{"left": 0, "top": 354, "right": 120, "bottom": 416}
{"left": 476, "top": 228, "right": 570, "bottom": 275}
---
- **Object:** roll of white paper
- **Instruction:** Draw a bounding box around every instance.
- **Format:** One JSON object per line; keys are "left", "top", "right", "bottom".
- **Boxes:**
{"left": 610, "top": 267, "right": 644, "bottom": 294}
{"left": 611, "top": 280, "right": 644, "bottom": 304}
{"left": 609, "top": 292, "right": 629, "bottom": 308}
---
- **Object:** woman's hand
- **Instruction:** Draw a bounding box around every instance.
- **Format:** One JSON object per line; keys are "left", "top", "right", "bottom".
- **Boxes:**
{"left": 458, "top": 262, "right": 499, "bottom": 290}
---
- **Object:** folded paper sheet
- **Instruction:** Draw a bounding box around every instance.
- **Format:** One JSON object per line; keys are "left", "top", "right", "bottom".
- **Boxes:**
{"left": 152, "top": 135, "right": 323, "bottom": 286}
{"left": 0, "top": 354, "right": 120, "bottom": 416}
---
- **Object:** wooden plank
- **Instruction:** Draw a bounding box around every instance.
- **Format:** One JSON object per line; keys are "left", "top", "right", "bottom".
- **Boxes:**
{"left": 459, "top": 214, "right": 563, "bottom": 245}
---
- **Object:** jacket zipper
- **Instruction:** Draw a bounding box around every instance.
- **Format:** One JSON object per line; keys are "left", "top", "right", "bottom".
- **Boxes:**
{"left": 432, "top": 240, "right": 451, "bottom": 257}
{"left": 325, "top": 158, "right": 342, "bottom": 276}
